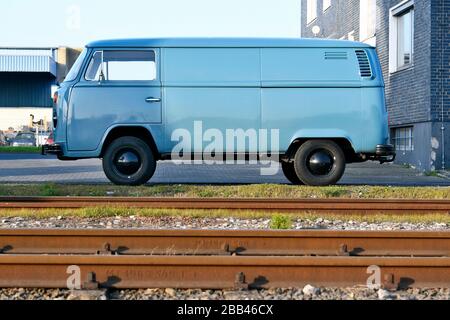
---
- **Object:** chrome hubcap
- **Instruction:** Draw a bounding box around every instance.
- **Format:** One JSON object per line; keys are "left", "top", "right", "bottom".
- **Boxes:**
{"left": 307, "top": 150, "right": 334, "bottom": 176}
{"left": 114, "top": 149, "right": 141, "bottom": 175}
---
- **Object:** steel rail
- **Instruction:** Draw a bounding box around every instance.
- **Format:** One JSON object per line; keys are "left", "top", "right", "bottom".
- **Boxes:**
{"left": 1, "top": 229, "right": 450, "bottom": 257}
{"left": 0, "top": 229, "right": 449, "bottom": 289}
{"left": 0, "top": 196, "right": 449, "bottom": 213}
{"left": 0, "top": 255, "right": 449, "bottom": 289}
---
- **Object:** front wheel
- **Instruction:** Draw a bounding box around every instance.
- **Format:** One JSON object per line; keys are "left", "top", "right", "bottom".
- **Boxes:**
{"left": 102, "top": 136, "right": 156, "bottom": 186}
{"left": 293, "top": 140, "right": 346, "bottom": 186}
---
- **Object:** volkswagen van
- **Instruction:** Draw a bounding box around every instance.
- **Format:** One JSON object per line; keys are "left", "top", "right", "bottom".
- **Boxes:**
{"left": 43, "top": 38, "right": 395, "bottom": 186}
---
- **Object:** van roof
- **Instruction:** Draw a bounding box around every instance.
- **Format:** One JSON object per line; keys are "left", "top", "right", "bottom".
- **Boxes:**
{"left": 86, "top": 37, "right": 372, "bottom": 49}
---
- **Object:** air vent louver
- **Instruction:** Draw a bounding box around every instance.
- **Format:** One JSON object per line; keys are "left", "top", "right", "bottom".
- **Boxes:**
{"left": 324, "top": 52, "right": 348, "bottom": 60}
{"left": 355, "top": 50, "right": 372, "bottom": 78}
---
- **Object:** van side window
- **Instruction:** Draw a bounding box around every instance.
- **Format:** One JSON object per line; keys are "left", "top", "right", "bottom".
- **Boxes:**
{"left": 85, "top": 50, "right": 156, "bottom": 81}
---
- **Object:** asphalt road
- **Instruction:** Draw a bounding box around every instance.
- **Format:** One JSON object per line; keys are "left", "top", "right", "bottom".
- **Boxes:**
{"left": 0, "top": 153, "right": 448, "bottom": 186}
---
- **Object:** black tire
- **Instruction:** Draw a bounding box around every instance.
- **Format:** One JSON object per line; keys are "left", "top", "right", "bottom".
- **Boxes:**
{"left": 102, "top": 136, "right": 156, "bottom": 186}
{"left": 293, "top": 140, "right": 345, "bottom": 186}
{"left": 281, "top": 161, "right": 304, "bottom": 185}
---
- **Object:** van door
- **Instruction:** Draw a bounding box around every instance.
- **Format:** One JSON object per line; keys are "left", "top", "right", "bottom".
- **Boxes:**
{"left": 162, "top": 48, "right": 261, "bottom": 155}
{"left": 67, "top": 49, "right": 161, "bottom": 151}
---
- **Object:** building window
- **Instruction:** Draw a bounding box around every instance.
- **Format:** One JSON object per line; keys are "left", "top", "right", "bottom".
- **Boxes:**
{"left": 396, "top": 10, "right": 413, "bottom": 68}
{"left": 307, "top": 0, "right": 318, "bottom": 24}
{"left": 392, "top": 127, "right": 414, "bottom": 151}
{"left": 360, "top": 0, "right": 376, "bottom": 43}
{"left": 389, "top": 0, "right": 414, "bottom": 73}
{"left": 323, "top": 0, "right": 331, "bottom": 12}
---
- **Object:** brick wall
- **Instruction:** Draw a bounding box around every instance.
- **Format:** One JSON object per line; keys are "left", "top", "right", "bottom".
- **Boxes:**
{"left": 301, "top": 0, "right": 360, "bottom": 39}
{"left": 430, "top": 0, "right": 450, "bottom": 123}
{"left": 380, "top": 0, "right": 432, "bottom": 126}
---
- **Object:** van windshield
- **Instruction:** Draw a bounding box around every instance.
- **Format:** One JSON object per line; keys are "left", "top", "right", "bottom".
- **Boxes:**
{"left": 63, "top": 49, "right": 88, "bottom": 82}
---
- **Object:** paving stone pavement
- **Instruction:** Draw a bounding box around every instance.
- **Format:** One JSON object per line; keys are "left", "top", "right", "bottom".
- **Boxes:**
{"left": 0, "top": 154, "right": 448, "bottom": 186}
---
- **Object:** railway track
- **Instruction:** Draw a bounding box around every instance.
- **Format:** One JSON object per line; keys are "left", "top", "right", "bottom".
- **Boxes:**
{"left": 0, "top": 229, "right": 449, "bottom": 289}
{"left": 0, "top": 196, "right": 449, "bottom": 214}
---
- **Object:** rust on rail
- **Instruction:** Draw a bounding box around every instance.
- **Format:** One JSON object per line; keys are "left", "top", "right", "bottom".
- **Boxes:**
{"left": 0, "top": 229, "right": 449, "bottom": 289}
{"left": 1, "top": 229, "right": 450, "bottom": 257}
{"left": 0, "top": 255, "right": 449, "bottom": 289}
{"left": 0, "top": 229, "right": 450, "bottom": 289}
{"left": 0, "top": 196, "right": 449, "bottom": 213}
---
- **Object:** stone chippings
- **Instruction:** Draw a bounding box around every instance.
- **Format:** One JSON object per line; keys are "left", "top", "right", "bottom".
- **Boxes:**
{"left": 0, "top": 216, "right": 448, "bottom": 231}
{"left": 0, "top": 286, "right": 449, "bottom": 301}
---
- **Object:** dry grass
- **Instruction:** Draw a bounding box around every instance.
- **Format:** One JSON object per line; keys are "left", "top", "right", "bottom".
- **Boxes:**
{"left": 0, "top": 207, "right": 448, "bottom": 225}
{"left": 0, "top": 183, "right": 448, "bottom": 199}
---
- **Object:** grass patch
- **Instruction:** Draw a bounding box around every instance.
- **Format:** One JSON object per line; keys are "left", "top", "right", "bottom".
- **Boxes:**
{"left": 270, "top": 214, "right": 292, "bottom": 229}
{"left": 40, "top": 183, "right": 60, "bottom": 196}
{"left": 424, "top": 171, "right": 439, "bottom": 177}
{"left": 0, "top": 208, "right": 449, "bottom": 225}
{"left": 0, "top": 184, "right": 448, "bottom": 199}
{"left": 0, "top": 146, "right": 41, "bottom": 154}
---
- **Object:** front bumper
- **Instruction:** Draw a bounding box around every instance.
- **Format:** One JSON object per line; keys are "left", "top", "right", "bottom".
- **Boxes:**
{"left": 42, "top": 144, "right": 62, "bottom": 156}
{"left": 373, "top": 144, "right": 396, "bottom": 163}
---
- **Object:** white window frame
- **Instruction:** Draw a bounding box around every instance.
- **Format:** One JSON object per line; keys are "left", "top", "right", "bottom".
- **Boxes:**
{"left": 389, "top": 0, "right": 414, "bottom": 73}
{"left": 307, "top": 0, "right": 318, "bottom": 24}
{"left": 348, "top": 30, "right": 355, "bottom": 41}
{"left": 359, "top": 0, "right": 377, "bottom": 45}
{"left": 392, "top": 126, "right": 414, "bottom": 152}
{"left": 323, "top": 0, "right": 331, "bottom": 12}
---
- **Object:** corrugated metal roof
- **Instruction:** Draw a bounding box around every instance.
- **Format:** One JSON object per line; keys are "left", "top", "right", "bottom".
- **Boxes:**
{"left": 0, "top": 48, "right": 57, "bottom": 58}
{"left": 0, "top": 55, "right": 57, "bottom": 76}
{"left": 0, "top": 73, "right": 55, "bottom": 108}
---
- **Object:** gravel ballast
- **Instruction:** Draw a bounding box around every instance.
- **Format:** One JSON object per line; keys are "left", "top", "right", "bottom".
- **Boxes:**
{"left": 0, "top": 216, "right": 448, "bottom": 231}
{"left": 0, "top": 287, "right": 449, "bottom": 301}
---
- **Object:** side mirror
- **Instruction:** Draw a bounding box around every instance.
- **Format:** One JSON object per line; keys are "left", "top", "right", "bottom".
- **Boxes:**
{"left": 98, "top": 69, "right": 105, "bottom": 83}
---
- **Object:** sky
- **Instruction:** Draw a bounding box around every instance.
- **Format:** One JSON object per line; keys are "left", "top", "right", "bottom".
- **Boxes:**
{"left": 0, "top": 0, "right": 302, "bottom": 47}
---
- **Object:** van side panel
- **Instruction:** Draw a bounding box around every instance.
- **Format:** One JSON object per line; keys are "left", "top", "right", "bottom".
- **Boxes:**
{"left": 261, "top": 48, "right": 378, "bottom": 153}
{"left": 161, "top": 48, "right": 261, "bottom": 153}
{"left": 361, "top": 87, "right": 389, "bottom": 151}
{"left": 261, "top": 48, "right": 361, "bottom": 86}
{"left": 261, "top": 88, "right": 362, "bottom": 152}
{"left": 163, "top": 48, "right": 261, "bottom": 86}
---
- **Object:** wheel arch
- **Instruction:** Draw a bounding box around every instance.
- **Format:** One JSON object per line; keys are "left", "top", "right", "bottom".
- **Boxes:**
{"left": 285, "top": 137, "right": 357, "bottom": 163}
{"left": 100, "top": 125, "right": 159, "bottom": 159}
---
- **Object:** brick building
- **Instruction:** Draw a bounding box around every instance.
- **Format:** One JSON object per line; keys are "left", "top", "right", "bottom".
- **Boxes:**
{"left": 301, "top": 0, "right": 449, "bottom": 171}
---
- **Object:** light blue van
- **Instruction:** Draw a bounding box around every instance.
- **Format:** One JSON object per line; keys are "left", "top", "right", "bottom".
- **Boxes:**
{"left": 43, "top": 38, "right": 395, "bottom": 186}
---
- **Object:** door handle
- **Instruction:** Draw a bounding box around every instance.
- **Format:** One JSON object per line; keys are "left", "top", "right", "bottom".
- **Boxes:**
{"left": 145, "top": 97, "right": 161, "bottom": 103}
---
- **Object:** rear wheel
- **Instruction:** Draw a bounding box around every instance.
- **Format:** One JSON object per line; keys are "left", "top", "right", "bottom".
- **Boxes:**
{"left": 281, "top": 161, "right": 304, "bottom": 185}
{"left": 293, "top": 140, "right": 345, "bottom": 186}
{"left": 102, "top": 136, "right": 156, "bottom": 186}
